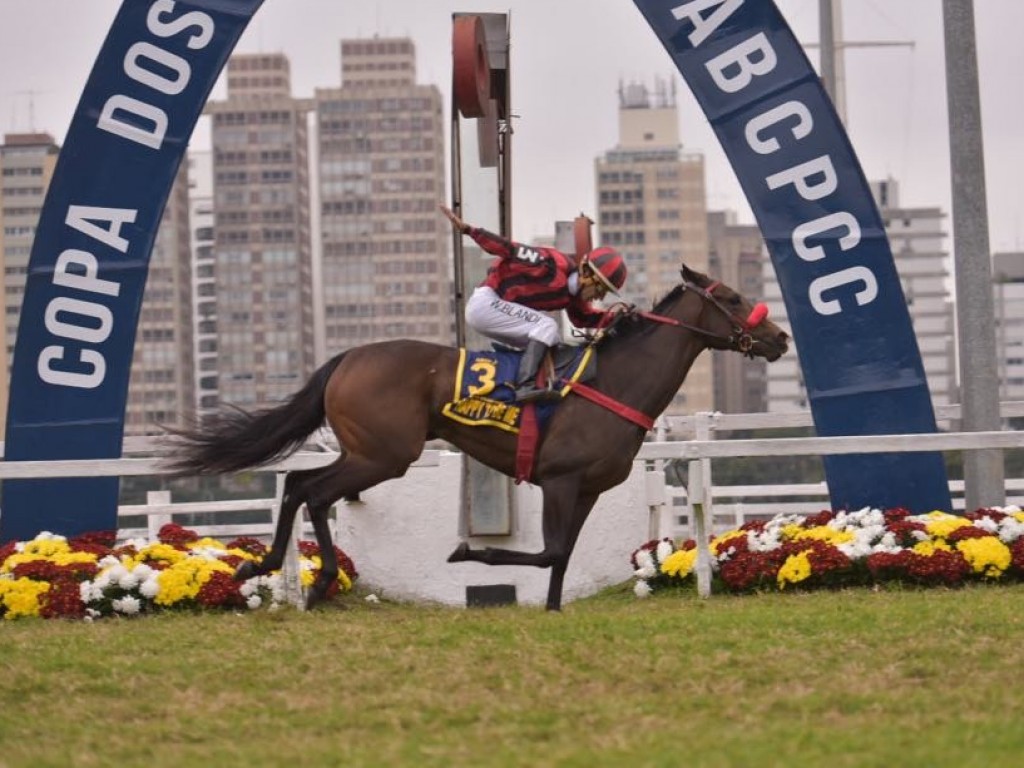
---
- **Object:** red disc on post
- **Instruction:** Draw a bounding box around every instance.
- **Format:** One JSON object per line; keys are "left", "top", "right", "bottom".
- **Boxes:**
{"left": 453, "top": 15, "right": 491, "bottom": 119}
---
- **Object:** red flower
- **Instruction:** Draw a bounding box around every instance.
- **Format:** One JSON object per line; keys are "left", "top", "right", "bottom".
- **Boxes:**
{"left": 225, "top": 537, "right": 268, "bottom": 557}
{"left": 297, "top": 540, "right": 359, "bottom": 581}
{"left": 196, "top": 571, "right": 247, "bottom": 609}
{"left": 158, "top": 523, "right": 200, "bottom": 547}
{"left": 804, "top": 510, "right": 836, "bottom": 527}
{"left": 39, "top": 579, "right": 86, "bottom": 620}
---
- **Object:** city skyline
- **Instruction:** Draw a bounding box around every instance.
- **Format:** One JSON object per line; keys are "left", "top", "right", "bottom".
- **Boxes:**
{"left": 1, "top": 0, "right": 1021, "bottom": 252}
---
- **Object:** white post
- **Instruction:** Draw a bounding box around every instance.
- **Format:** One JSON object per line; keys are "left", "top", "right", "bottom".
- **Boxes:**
{"left": 688, "top": 459, "right": 712, "bottom": 598}
{"left": 694, "top": 412, "right": 715, "bottom": 535}
{"left": 146, "top": 490, "right": 172, "bottom": 540}
{"left": 272, "top": 472, "right": 305, "bottom": 609}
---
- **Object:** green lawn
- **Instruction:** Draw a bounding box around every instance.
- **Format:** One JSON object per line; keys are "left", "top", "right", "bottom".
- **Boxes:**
{"left": 1, "top": 584, "right": 1022, "bottom": 767}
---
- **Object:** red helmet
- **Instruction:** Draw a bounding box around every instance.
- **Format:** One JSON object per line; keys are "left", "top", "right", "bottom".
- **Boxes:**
{"left": 583, "top": 247, "right": 627, "bottom": 295}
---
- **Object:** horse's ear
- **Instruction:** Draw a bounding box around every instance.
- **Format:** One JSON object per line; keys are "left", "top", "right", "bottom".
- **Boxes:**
{"left": 680, "top": 264, "right": 701, "bottom": 283}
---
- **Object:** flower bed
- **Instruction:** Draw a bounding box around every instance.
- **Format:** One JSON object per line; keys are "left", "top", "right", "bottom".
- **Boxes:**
{"left": 0, "top": 523, "right": 358, "bottom": 620}
{"left": 632, "top": 507, "right": 1024, "bottom": 597}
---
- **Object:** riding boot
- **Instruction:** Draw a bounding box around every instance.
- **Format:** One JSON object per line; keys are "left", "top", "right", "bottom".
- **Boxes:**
{"left": 513, "top": 339, "right": 557, "bottom": 402}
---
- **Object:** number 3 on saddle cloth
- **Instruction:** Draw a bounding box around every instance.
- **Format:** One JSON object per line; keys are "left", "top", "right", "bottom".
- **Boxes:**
{"left": 441, "top": 345, "right": 597, "bottom": 482}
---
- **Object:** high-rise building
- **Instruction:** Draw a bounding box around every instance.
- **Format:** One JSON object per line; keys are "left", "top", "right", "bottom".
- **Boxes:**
{"left": 0, "top": 132, "right": 59, "bottom": 432}
{"left": 707, "top": 210, "right": 768, "bottom": 414}
{"left": 187, "top": 150, "right": 218, "bottom": 421}
{"left": 595, "top": 80, "right": 712, "bottom": 416}
{"left": 993, "top": 252, "right": 1024, "bottom": 402}
{"left": 764, "top": 177, "right": 956, "bottom": 411}
{"left": 205, "top": 53, "right": 316, "bottom": 407}
{"left": 124, "top": 164, "right": 195, "bottom": 435}
{"left": 315, "top": 37, "right": 450, "bottom": 352}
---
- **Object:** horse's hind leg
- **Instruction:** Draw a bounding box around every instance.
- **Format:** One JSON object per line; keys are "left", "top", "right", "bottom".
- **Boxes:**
{"left": 293, "top": 453, "right": 417, "bottom": 608}
{"left": 234, "top": 468, "right": 311, "bottom": 582}
{"left": 305, "top": 500, "right": 338, "bottom": 609}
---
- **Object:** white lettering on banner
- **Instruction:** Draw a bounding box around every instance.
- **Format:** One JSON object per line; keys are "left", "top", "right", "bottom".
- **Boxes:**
{"left": 793, "top": 212, "right": 861, "bottom": 262}
{"left": 671, "top": 0, "right": 743, "bottom": 47}
{"left": 96, "top": 0, "right": 215, "bottom": 150}
{"left": 809, "top": 267, "right": 878, "bottom": 316}
{"left": 766, "top": 155, "right": 838, "bottom": 201}
{"left": 38, "top": 347, "right": 106, "bottom": 389}
{"left": 745, "top": 101, "right": 812, "bottom": 154}
{"left": 705, "top": 32, "right": 777, "bottom": 94}
{"left": 37, "top": 205, "right": 137, "bottom": 389}
{"left": 664, "top": 2, "right": 884, "bottom": 319}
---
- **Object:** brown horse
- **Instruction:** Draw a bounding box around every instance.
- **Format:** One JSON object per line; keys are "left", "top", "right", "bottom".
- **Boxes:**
{"left": 165, "top": 265, "right": 788, "bottom": 610}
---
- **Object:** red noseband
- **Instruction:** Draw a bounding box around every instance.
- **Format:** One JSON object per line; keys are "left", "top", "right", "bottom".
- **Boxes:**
{"left": 745, "top": 302, "right": 768, "bottom": 330}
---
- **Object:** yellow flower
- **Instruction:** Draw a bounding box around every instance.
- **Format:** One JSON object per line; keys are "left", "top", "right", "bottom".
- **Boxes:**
{"left": 1, "top": 549, "right": 97, "bottom": 573}
{"left": 0, "top": 577, "right": 49, "bottom": 619}
{"left": 777, "top": 551, "right": 812, "bottom": 589}
{"left": 913, "top": 539, "right": 952, "bottom": 556}
{"left": 923, "top": 513, "right": 972, "bottom": 540}
{"left": 187, "top": 538, "right": 228, "bottom": 551}
{"left": 710, "top": 530, "right": 745, "bottom": 555}
{"left": 660, "top": 548, "right": 698, "bottom": 579}
{"left": 133, "top": 543, "right": 188, "bottom": 567}
{"left": 779, "top": 524, "right": 804, "bottom": 541}
{"left": 794, "top": 527, "right": 855, "bottom": 546}
{"left": 153, "top": 558, "right": 233, "bottom": 606}
{"left": 957, "top": 537, "right": 1011, "bottom": 578}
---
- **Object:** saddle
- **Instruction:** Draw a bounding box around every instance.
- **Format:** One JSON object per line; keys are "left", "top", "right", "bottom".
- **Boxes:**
{"left": 440, "top": 343, "right": 597, "bottom": 434}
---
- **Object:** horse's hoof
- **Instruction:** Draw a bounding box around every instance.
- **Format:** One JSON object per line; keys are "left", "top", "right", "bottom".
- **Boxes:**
{"left": 447, "top": 542, "right": 471, "bottom": 562}
{"left": 234, "top": 560, "right": 258, "bottom": 582}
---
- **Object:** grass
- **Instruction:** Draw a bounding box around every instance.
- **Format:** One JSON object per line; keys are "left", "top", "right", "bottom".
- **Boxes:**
{"left": 1, "top": 583, "right": 1024, "bottom": 767}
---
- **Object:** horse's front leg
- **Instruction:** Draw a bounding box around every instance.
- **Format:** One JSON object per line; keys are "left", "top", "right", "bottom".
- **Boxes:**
{"left": 543, "top": 491, "right": 598, "bottom": 611}
{"left": 447, "top": 476, "right": 593, "bottom": 611}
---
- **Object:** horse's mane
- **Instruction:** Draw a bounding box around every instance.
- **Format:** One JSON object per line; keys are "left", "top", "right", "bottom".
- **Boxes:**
{"left": 597, "top": 283, "right": 687, "bottom": 346}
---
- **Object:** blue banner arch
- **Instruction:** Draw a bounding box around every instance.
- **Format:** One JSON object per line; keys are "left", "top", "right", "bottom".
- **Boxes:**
{"left": 2, "top": 1, "right": 265, "bottom": 542}
{"left": 632, "top": 0, "right": 951, "bottom": 513}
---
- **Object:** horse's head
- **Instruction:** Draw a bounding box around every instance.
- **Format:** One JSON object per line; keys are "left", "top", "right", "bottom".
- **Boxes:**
{"left": 678, "top": 264, "right": 789, "bottom": 362}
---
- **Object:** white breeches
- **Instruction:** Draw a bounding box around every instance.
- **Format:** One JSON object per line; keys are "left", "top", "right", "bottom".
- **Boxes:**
{"left": 465, "top": 286, "right": 561, "bottom": 348}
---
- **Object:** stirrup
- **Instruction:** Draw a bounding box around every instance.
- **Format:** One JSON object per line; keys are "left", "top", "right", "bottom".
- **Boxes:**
{"left": 514, "top": 382, "right": 560, "bottom": 403}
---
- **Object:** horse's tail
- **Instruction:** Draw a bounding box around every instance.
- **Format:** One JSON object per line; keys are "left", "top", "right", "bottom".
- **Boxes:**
{"left": 164, "top": 352, "right": 347, "bottom": 476}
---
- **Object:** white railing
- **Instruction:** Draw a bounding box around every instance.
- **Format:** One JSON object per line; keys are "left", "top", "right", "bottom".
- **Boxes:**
{"left": 0, "top": 402, "right": 1021, "bottom": 602}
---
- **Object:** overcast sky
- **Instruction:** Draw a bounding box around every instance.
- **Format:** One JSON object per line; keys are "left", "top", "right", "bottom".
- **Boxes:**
{"left": 1, "top": 0, "right": 1021, "bottom": 252}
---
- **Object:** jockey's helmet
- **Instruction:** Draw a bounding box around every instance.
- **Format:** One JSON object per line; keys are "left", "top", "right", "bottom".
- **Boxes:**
{"left": 583, "top": 247, "right": 627, "bottom": 295}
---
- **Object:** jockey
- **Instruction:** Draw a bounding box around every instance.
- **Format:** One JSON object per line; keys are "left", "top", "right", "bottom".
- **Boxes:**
{"left": 440, "top": 204, "right": 628, "bottom": 402}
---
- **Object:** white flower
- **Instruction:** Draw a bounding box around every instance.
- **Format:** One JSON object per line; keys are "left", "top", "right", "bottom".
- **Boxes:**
{"left": 634, "top": 564, "right": 656, "bottom": 580}
{"left": 112, "top": 595, "right": 141, "bottom": 615}
{"left": 117, "top": 570, "right": 139, "bottom": 591}
{"left": 139, "top": 576, "right": 160, "bottom": 599}
{"left": 364, "top": 594, "right": 380, "bottom": 604}
{"left": 97, "top": 555, "right": 120, "bottom": 569}
{"left": 246, "top": 594, "right": 262, "bottom": 610}
{"left": 132, "top": 563, "right": 154, "bottom": 582}
{"left": 239, "top": 580, "right": 257, "bottom": 597}
{"left": 634, "top": 550, "right": 654, "bottom": 570}
{"left": 106, "top": 564, "right": 129, "bottom": 584}
{"left": 633, "top": 580, "right": 652, "bottom": 599}
{"left": 655, "top": 540, "right": 674, "bottom": 562}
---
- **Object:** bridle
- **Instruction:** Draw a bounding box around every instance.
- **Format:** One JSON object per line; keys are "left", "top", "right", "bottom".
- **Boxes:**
{"left": 565, "top": 279, "right": 772, "bottom": 432}
{"left": 621, "top": 280, "right": 770, "bottom": 358}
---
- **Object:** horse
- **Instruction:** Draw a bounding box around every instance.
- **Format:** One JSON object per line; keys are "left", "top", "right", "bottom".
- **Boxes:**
{"left": 164, "top": 265, "right": 789, "bottom": 611}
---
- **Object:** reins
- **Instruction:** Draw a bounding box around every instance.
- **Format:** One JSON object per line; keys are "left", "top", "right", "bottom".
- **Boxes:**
{"left": 631, "top": 281, "right": 769, "bottom": 357}
{"left": 562, "top": 279, "right": 771, "bottom": 431}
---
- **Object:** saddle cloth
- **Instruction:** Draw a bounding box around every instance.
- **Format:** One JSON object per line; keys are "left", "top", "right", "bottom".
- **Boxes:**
{"left": 441, "top": 345, "right": 595, "bottom": 433}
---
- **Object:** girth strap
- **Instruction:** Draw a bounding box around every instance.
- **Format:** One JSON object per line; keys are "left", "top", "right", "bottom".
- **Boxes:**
{"left": 564, "top": 380, "right": 654, "bottom": 431}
